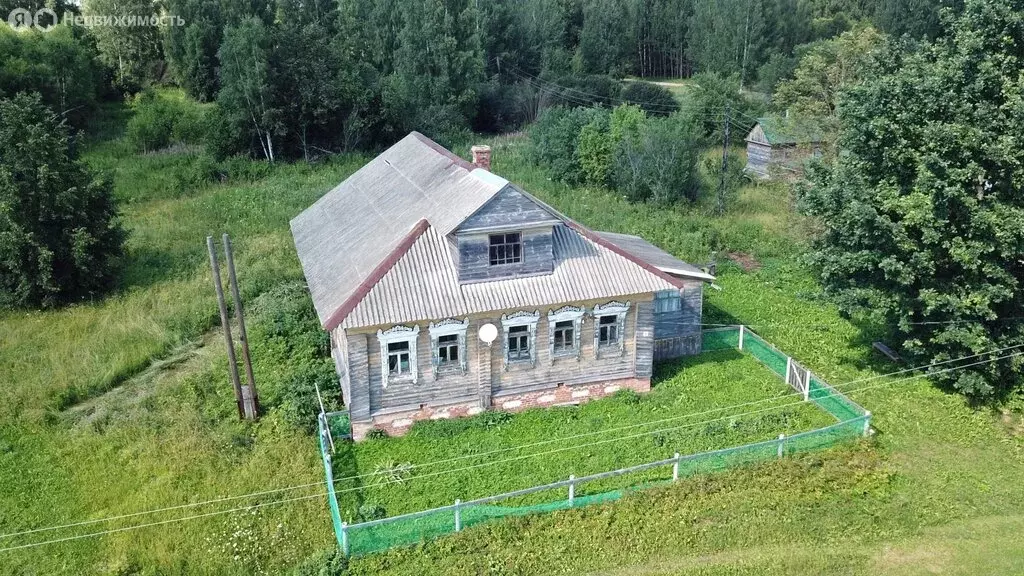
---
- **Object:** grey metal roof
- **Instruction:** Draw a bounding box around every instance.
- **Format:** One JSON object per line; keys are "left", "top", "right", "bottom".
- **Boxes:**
{"left": 290, "top": 133, "right": 501, "bottom": 327}
{"left": 342, "top": 224, "right": 681, "bottom": 328}
{"left": 594, "top": 232, "right": 715, "bottom": 281}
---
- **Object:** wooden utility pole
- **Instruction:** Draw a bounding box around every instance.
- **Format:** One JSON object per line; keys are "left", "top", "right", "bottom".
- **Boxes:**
{"left": 207, "top": 236, "right": 244, "bottom": 419}
{"left": 717, "top": 103, "right": 731, "bottom": 215}
{"left": 223, "top": 234, "right": 259, "bottom": 419}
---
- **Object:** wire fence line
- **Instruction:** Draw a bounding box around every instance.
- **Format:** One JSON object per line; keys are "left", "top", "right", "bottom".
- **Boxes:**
{"left": 321, "top": 325, "right": 870, "bottom": 557}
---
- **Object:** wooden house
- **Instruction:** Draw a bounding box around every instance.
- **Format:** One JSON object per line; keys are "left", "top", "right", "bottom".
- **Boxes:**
{"left": 291, "top": 133, "right": 714, "bottom": 439}
{"left": 745, "top": 117, "right": 824, "bottom": 179}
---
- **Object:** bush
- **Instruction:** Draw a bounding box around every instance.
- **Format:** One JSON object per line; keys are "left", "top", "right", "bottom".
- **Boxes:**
{"left": 613, "top": 113, "right": 703, "bottom": 204}
{"left": 126, "top": 90, "right": 209, "bottom": 152}
{"left": 577, "top": 104, "right": 646, "bottom": 188}
{"left": 687, "top": 72, "right": 764, "bottom": 140}
{"left": 473, "top": 79, "right": 540, "bottom": 133}
{"left": 530, "top": 106, "right": 606, "bottom": 184}
{"left": 293, "top": 548, "right": 349, "bottom": 576}
{"left": 622, "top": 82, "right": 679, "bottom": 117}
{"left": 365, "top": 428, "right": 389, "bottom": 440}
{"left": 0, "top": 93, "right": 126, "bottom": 308}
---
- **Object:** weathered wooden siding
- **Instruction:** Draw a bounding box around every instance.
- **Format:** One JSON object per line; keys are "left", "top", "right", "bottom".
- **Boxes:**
{"left": 456, "top": 227, "right": 554, "bottom": 283}
{"left": 456, "top": 185, "right": 559, "bottom": 233}
{"left": 653, "top": 281, "right": 703, "bottom": 360}
{"left": 344, "top": 295, "right": 657, "bottom": 418}
{"left": 745, "top": 141, "right": 772, "bottom": 178}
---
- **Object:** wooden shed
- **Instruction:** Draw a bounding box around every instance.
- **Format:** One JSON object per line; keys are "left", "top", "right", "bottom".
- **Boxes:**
{"left": 745, "top": 117, "right": 824, "bottom": 179}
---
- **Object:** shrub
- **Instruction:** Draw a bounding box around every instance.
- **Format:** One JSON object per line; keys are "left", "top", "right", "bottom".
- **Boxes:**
{"left": 126, "top": 90, "right": 209, "bottom": 152}
{"left": 293, "top": 548, "right": 349, "bottom": 576}
{"left": 622, "top": 82, "right": 679, "bottom": 116}
{"left": 613, "top": 113, "right": 703, "bottom": 204}
{"left": 473, "top": 79, "right": 540, "bottom": 133}
{"left": 530, "top": 106, "right": 606, "bottom": 184}
{"left": 0, "top": 93, "right": 126, "bottom": 308}
{"left": 542, "top": 74, "right": 623, "bottom": 109}
{"left": 357, "top": 502, "right": 387, "bottom": 522}
{"left": 365, "top": 428, "right": 389, "bottom": 440}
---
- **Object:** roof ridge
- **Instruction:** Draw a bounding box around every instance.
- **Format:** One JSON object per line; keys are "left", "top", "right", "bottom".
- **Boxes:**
{"left": 323, "top": 218, "right": 431, "bottom": 330}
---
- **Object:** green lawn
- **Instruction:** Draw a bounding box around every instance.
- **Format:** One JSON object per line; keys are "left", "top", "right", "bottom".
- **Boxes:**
{"left": 0, "top": 102, "right": 1022, "bottom": 575}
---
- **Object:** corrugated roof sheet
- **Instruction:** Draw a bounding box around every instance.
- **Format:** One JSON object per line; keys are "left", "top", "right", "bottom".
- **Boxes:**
{"left": 594, "top": 231, "right": 715, "bottom": 281}
{"left": 342, "top": 224, "right": 681, "bottom": 328}
{"left": 290, "top": 133, "right": 501, "bottom": 327}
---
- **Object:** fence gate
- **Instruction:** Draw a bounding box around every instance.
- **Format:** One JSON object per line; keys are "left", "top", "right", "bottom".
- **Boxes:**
{"left": 786, "top": 359, "right": 810, "bottom": 399}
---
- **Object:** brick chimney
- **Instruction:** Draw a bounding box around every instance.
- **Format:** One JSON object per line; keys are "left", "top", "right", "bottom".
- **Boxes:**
{"left": 471, "top": 145, "right": 491, "bottom": 171}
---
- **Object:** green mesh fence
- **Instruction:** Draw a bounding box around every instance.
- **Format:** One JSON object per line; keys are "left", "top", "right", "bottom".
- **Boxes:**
{"left": 742, "top": 330, "right": 789, "bottom": 377}
{"left": 328, "top": 326, "right": 872, "bottom": 557}
{"left": 318, "top": 417, "right": 345, "bottom": 550}
{"left": 808, "top": 376, "right": 866, "bottom": 421}
{"left": 702, "top": 327, "right": 740, "bottom": 351}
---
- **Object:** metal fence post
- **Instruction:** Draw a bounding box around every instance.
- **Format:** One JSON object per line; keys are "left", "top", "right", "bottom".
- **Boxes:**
{"left": 785, "top": 356, "right": 792, "bottom": 387}
{"left": 672, "top": 452, "right": 680, "bottom": 481}
{"left": 341, "top": 521, "right": 349, "bottom": 556}
{"left": 804, "top": 371, "right": 812, "bottom": 401}
{"left": 568, "top": 475, "right": 575, "bottom": 506}
{"left": 454, "top": 499, "right": 462, "bottom": 532}
{"left": 738, "top": 325, "right": 745, "bottom": 350}
{"left": 863, "top": 412, "right": 872, "bottom": 437}
{"left": 777, "top": 434, "right": 785, "bottom": 458}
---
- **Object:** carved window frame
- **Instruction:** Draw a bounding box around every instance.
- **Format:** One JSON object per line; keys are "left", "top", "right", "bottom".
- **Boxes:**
{"left": 591, "top": 301, "right": 630, "bottom": 358}
{"left": 547, "top": 305, "right": 584, "bottom": 362}
{"left": 428, "top": 318, "right": 469, "bottom": 379}
{"left": 501, "top": 310, "right": 540, "bottom": 369}
{"left": 376, "top": 324, "right": 420, "bottom": 387}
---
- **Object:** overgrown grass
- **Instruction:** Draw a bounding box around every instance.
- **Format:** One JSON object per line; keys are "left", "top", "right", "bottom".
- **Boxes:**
{"left": 1, "top": 106, "right": 1022, "bottom": 576}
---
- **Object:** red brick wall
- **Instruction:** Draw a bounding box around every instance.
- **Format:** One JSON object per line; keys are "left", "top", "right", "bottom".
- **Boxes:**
{"left": 352, "top": 376, "right": 650, "bottom": 440}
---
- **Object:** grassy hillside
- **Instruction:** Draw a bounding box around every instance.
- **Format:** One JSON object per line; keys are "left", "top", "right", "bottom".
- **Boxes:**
{"left": 0, "top": 97, "right": 1022, "bottom": 575}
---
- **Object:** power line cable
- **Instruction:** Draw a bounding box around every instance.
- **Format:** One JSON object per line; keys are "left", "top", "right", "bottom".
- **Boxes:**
{"left": 3, "top": 340, "right": 1020, "bottom": 543}
{"left": 3, "top": 348, "right": 1020, "bottom": 553}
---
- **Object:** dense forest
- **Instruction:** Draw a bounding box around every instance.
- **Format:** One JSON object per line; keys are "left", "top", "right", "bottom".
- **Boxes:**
{"left": 2, "top": 0, "right": 957, "bottom": 160}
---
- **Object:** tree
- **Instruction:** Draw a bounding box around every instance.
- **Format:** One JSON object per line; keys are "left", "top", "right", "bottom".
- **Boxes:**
{"left": 614, "top": 112, "right": 702, "bottom": 203}
{"left": 578, "top": 0, "right": 631, "bottom": 75}
{"left": 82, "top": 0, "right": 162, "bottom": 92}
{"left": 621, "top": 81, "right": 679, "bottom": 116}
{"left": 800, "top": 0, "right": 1024, "bottom": 399}
{"left": 774, "top": 27, "right": 887, "bottom": 118}
{"left": 687, "top": 0, "right": 766, "bottom": 87}
{"left": 217, "top": 16, "right": 278, "bottom": 161}
{"left": 577, "top": 104, "right": 645, "bottom": 186}
{"left": 163, "top": 0, "right": 223, "bottom": 101}
{"left": 0, "top": 93, "right": 126, "bottom": 308}
{"left": 687, "top": 72, "right": 761, "bottom": 140}
{"left": 0, "top": 25, "right": 102, "bottom": 127}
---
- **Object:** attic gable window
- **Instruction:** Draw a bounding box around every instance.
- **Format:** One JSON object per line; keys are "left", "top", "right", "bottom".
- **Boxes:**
{"left": 489, "top": 232, "right": 522, "bottom": 265}
{"left": 376, "top": 325, "right": 420, "bottom": 387}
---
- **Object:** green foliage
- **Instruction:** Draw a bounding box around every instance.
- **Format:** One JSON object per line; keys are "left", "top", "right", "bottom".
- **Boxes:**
{"left": 365, "top": 428, "right": 389, "bottom": 440}
{"left": 800, "top": 0, "right": 1024, "bottom": 399}
{"left": 83, "top": 0, "right": 161, "bottom": 92}
{"left": 542, "top": 74, "right": 623, "bottom": 108}
{"left": 529, "top": 106, "right": 605, "bottom": 184}
{"left": 293, "top": 548, "right": 350, "bottom": 576}
{"left": 125, "top": 90, "right": 208, "bottom": 152}
{"left": 702, "top": 151, "right": 747, "bottom": 213}
{"left": 688, "top": 0, "right": 766, "bottom": 86}
{"left": 621, "top": 81, "right": 679, "bottom": 116}
{"left": 687, "top": 72, "right": 763, "bottom": 140}
{"left": 775, "top": 27, "right": 887, "bottom": 118}
{"left": 0, "top": 25, "right": 102, "bottom": 127}
{"left": 613, "top": 113, "right": 703, "bottom": 203}
{"left": 163, "top": 0, "right": 224, "bottom": 101}
{"left": 0, "top": 93, "right": 126, "bottom": 308}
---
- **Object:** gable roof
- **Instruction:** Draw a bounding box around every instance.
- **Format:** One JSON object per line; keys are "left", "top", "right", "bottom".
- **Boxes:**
{"left": 342, "top": 224, "right": 680, "bottom": 329}
{"left": 290, "top": 133, "right": 500, "bottom": 328}
{"left": 746, "top": 117, "right": 825, "bottom": 146}
{"left": 594, "top": 232, "right": 715, "bottom": 281}
{"left": 291, "top": 132, "right": 705, "bottom": 330}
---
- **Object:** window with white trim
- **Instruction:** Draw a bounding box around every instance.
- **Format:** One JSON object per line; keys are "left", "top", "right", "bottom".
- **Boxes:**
{"left": 376, "top": 325, "right": 419, "bottom": 387}
{"left": 591, "top": 301, "right": 630, "bottom": 358}
{"left": 428, "top": 318, "right": 468, "bottom": 378}
{"left": 547, "top": 305, "right": 584, "bottom": 361}
{"left": 501, "top": 310, "right": 540, "bottom": 368}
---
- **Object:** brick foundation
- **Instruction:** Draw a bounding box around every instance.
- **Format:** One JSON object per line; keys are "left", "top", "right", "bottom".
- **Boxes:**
{"left": 351, "top": 376, "right": 650, "bottom": 440}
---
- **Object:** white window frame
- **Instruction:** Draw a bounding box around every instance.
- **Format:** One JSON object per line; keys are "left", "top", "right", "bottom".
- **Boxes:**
{"left": 376, "top": 325, "right": 420, "bottom": 387}
{"left": 592, "top": 301, "right": 630, "bottom": 358}
{"left": 428, "top": 318, "right": 468, "bottom": 379}
{"left": 547, "top": 305, "right": 584, "bottom": 362}
{"left": 501, "top": 310, "right": 539, "bottom": 369}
